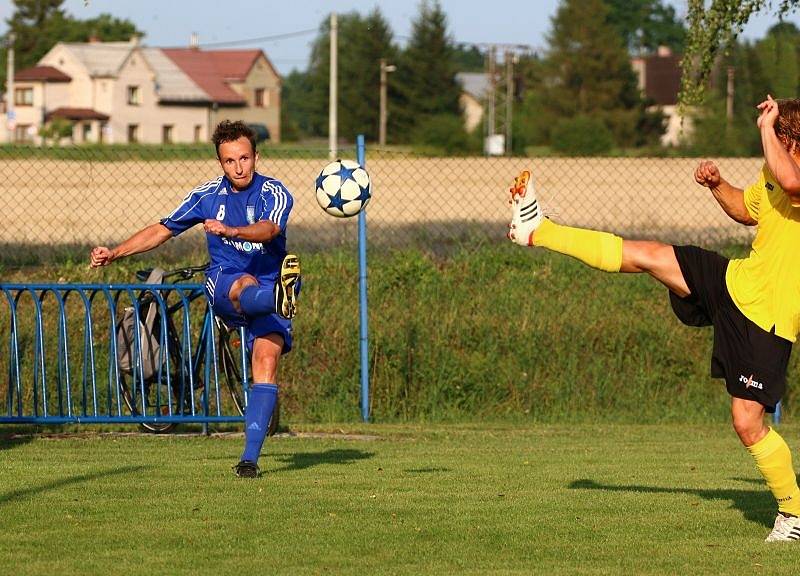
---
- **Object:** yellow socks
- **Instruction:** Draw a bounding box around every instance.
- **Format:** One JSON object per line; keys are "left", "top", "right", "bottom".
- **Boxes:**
{"left": 747, "top": 428, "right": 800, "bottom": 516}
{"left": 532, "top": 219, "right": 623, "bottom": 273}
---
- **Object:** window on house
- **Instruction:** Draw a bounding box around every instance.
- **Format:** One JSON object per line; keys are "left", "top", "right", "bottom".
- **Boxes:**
{"left": 127, "top": 85, "right": 141, "bottom": 105}
{"left": 254, "top": 88, "right": 265, "bottom": 107}
{"left": 162, "top": 124, "right": 174, "bottom": 144}
{"left": 14, "top": 124, "right": 33, "bottom": 143}
{"left": 127, "top": 124, "right": 139, "bottom": 143}
{"left": 15, "top": 87, "right": 33, "bottom": 106}
{"left": 82, "top": 123, "right": 91, "bottom": 142}
{"left": 194, "top": 124, "right": 202, "bottom": 143}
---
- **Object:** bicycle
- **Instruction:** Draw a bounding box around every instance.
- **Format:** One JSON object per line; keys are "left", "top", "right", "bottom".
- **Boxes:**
{"left": 115, "top": 264, "right": 279, "bottom": 435}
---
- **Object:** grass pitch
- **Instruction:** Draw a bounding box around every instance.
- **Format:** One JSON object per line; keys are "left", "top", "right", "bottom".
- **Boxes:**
{"left": 2, "top": 423, "right": 800, "bottom": 575}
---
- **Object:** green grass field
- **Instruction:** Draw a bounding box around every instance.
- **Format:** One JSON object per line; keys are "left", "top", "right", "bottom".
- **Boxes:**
{"left": 3, "top": 423, "right": 800, "bottom": 575}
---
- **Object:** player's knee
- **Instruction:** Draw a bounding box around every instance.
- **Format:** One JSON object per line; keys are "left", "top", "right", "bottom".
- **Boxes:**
{"left": 635, "top": 242, "right": 671, "bottom": 271}
{"left": 731, "top": 411, "right": 765, "bottom": 446}
{"left": 252, "top": 351, "right": 279, "bottom": 382}
{"left": 229, "top": 274, "right": 258, "bottom": 306}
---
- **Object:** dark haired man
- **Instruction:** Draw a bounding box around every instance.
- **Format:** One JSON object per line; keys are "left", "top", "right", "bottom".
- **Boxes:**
{"left": 508, "top": 95, "right": 800, "bottom": 542}
{"left": 91, "top": 120, "right": 300, "bottom": 478}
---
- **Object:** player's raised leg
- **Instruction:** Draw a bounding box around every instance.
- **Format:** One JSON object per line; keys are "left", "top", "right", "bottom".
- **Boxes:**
{"left": 235, "top": 254, "right": 301, "bottom": 320}
{"left": 507, "top": 169, "right": 689, "bottom": 296}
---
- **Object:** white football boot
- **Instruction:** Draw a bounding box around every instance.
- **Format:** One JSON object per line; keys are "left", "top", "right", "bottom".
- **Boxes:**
{"left": 507, "top": 169, "right": 543, "bottom": 246}
{"left": 765, "top": 513, "right": 800, "bottom": 542}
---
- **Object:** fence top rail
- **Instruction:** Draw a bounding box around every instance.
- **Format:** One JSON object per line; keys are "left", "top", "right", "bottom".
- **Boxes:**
{"left": 0, "top": 283, "right": 205, "bottom": 290}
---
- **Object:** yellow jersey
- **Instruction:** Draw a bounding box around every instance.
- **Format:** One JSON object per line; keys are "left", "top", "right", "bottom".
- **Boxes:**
{"left": 726, "top": 163, "right": 800, "bottom": 342}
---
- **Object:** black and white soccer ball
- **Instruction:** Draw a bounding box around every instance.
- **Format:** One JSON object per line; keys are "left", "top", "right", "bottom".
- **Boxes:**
{"left": 314, "top": 159, "right": 372, "bottom": 218}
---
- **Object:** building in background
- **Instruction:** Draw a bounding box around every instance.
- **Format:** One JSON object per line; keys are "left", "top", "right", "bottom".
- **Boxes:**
{"left": 631, "top": 46, "right": 690, "bottom": 146}
{"left": 456, "top": 72, "right": 489, "bottom": 133}
{"left": 3, "top": 38, "right": 281, "bottom": 145}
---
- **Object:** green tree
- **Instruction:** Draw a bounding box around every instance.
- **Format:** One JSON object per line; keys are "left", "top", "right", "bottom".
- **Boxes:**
{"left": 537, "top": 0, "right": 659, "bottom": 147}
{"left": 393, "top": 0, "right": 463, "bottom": 142}
{"left": 682, "top": 0, "right": 800, "bottom": 106}
{"left": 754, "top": 22, "right": 800, "bottom": 98}
{"left": 1, "top": 0, "right": 142, "bottom": 85}
{"left": 603, "top": 0, "right": 686, "bottom": 53}
{"left": 338, "top": 9, "right": 397, "bottom": 140}
{"left": 294, "top": 9, "right": 397, "bottom": 140}
{"left": 452, "top": 44, "right": 484, "bottom": 72}
{"left": 280, "top": 70, "right": 311, "bottom": 141}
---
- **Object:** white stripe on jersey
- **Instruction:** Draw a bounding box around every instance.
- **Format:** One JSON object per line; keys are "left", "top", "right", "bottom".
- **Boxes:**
{"left": 262, "top": 179, "right": 289, "bottom": 224}
{"left": 165, "top": 177, "right": 224, "bottom": 221}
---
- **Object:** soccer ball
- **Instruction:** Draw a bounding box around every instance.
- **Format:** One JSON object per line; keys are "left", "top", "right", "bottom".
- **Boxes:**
{"left": 315, "top": 159, "right": 372, "bottom": 218}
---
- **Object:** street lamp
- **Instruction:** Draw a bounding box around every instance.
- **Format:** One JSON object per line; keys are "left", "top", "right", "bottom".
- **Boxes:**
{"left": 379, "top": 59, "right": 396, "bottom": 146}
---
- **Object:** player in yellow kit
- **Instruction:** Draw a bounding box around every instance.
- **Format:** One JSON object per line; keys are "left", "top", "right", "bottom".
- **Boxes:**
{"left": 508, "top": 95, "right": 800, "bottom": 542}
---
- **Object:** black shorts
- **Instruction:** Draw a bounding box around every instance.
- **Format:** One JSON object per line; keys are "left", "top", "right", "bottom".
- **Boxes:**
{"left": 669, "top": 245, "right": 792, "bottom": 412}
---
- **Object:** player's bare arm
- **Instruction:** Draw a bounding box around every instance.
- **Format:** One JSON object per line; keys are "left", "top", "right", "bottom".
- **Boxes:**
{"left": 203, "top": 219, "right": 280, "bottom": 242}
{"left": 758, "top": 95, "right": 800, "bottom": 203}
{"left": 89, "top": 223, "right": 172, "bottom": 267}
{"left": 694, "top": 161, "right": 755, "bottom": 226}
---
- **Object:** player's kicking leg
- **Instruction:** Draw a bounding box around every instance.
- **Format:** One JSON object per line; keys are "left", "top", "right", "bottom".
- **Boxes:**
{"left": 236, "top": 254, "right": 301, "bottom": 320}
{"left": 507, "top": 169, "right": 688, "bottom": 296}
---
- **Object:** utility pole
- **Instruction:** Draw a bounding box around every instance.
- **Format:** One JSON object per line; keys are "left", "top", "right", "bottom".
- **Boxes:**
{"left": 486, "top": 45, "right": 496, "bottom": 139}
{"left": 505, "top": 50, "right": 514, "bottom": 156}
{"left": 329, "top": 12, "right": 338, "bottom": 159}
{"left": 5, "top": 32, "right": 16, "bottom": 141}
{"left": 379, "top": 59, "right": 396, "bottom": 147}
{"left": 726, "top": 66, "right": 735, "bottom": 127}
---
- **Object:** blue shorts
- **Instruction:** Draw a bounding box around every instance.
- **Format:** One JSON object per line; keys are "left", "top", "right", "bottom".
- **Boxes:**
{"left": 204, "top": 268, "right": 293, "bottom": 355}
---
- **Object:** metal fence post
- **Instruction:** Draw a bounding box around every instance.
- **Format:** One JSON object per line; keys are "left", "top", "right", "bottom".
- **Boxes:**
{"left": 357, "top": 135, "right": 370, "bottom": 422}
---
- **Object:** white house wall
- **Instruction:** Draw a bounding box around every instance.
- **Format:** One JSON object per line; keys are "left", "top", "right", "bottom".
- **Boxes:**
{"left": 110, "top": 50, "right": 207, "bottom": 144}
{"left": 222, "top": 55, "right": 281, "bottom": 142}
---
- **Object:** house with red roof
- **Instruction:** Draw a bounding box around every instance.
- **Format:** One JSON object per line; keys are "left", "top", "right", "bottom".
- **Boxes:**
{"left": 3, "top": 38, "right": 281, "bottom": 145}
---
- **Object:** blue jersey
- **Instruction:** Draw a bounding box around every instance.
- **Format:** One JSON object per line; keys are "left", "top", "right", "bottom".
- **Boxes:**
{"left": 161, "top": 172, "right": 293, "bottom": 281}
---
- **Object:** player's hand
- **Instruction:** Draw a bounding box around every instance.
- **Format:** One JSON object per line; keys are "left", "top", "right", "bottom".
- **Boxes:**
{"left": 89, "top": 246, "right": 113, "bottom": 268}
{"left": 203, "top": 219, "right": 238, "bottom": 237}
{"left": 757, "top": 94, "right": 779, "bottom": 130}
{"left": 694, "top": 160, "right": 721, "bottom": 188}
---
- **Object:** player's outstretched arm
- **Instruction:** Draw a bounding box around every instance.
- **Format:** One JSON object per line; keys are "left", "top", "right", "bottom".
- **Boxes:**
{"left": 694, "top": 160, "right": 756, "bottom": 225}
{"left": 89, "top": 223, "right": 173, "bottom": 268}
{"left": 758, "top": 95, "right": 800, "bottom": 203}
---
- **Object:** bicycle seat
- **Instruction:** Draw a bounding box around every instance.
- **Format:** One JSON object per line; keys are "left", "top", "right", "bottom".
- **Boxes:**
{"left": 136, "top": 269, "right": 154, "bottom": 281}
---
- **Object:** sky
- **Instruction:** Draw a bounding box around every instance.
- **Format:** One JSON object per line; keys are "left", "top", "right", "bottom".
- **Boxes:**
{"left": 1, "top": 0, "right": 800, "bottom": 75}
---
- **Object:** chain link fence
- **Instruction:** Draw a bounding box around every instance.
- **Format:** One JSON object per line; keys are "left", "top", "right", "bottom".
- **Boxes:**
{"left": 0, "top": 145, "right": 760, "bottom": 263}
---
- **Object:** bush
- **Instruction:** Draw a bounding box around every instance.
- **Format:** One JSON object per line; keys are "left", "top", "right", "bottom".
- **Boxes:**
{"left": 551, "top": 115, "right": 615, "bottom": 155}
{"left": 411, "top": 113, "right": 475, "bottom": 155}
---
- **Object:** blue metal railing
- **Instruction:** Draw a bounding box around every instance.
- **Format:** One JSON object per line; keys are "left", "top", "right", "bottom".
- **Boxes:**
{"left": 0, "top": 283, "right": 247, "bottom": 426}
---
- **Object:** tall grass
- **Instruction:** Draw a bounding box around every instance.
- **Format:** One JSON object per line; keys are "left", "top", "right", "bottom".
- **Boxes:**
{"left": 2, "top": 242, "right": 792, "bottom": 425}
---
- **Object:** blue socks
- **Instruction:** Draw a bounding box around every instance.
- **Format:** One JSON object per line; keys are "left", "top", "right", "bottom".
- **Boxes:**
{"left": 239, "top": 285, "right": 275, "bottom": 317}
{"left": 241, "top": 383, "right": 278, "bottom": 463}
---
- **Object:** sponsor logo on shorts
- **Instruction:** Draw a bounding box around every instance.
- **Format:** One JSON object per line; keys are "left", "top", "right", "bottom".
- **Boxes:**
{"left": 739, "top": 374, "right": 764, "bottom": 390}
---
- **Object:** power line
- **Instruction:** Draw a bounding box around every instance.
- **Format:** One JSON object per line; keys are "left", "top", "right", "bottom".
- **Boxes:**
{"left": 196, "top": 28, "right": 317, "bottom": 48}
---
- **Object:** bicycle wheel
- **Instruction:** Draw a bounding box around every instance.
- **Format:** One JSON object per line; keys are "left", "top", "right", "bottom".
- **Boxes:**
{"left": 118, "top": 374, "right": 177, "bottom": 433}
{"left": 218, "top": 324, "right": 280, "bottom": 436}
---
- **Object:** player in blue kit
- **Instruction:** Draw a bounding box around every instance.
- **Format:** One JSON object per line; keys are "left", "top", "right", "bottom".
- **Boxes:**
{"left": 90, "top": 120, "right": 300, "bottom": 478}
